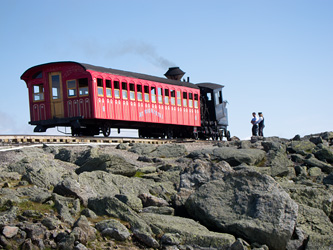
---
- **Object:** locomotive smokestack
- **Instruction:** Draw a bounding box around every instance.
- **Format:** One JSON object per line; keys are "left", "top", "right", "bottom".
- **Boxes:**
{"left": 164, "top": 67, "right": 185, "bottom": 81}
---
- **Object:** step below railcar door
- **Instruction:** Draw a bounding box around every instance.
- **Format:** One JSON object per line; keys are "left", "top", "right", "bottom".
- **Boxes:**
{"left": 49, "top": 72, "right": 64, "bottom": 118}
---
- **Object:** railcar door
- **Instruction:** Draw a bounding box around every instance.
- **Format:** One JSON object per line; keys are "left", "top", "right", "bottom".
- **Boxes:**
{"left": 49, "top": 72, "right": 64, "bottom": 118}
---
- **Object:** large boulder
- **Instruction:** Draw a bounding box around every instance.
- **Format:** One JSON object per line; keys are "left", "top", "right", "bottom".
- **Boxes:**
{"left": 288, "top": 141, "right": 316, "bottom": 155}
{"left": 185, "top": 169, "right": 298, "bottom": 250}
{"left": 7, "top": 157, "right": 77, "bottom": 189}
{"left": 188, "top": 147, "right": 266, "bottom": 166}
{"left": 179, "top": 159, "right": 233, "bottom": 190}
{"left": 54, "top": 171, "right": 154, "bottom": 206}
{"left": 129, "top": 144, "right": 187, "bottom": 158}
{"left": 140, "top": 213, "right": 235, "bottom": 248}
{"left": 88, "top": 196, "right": 152, "bottom": 236}
{"left": 75, "top": 153, "right": 137, "bottom": 177}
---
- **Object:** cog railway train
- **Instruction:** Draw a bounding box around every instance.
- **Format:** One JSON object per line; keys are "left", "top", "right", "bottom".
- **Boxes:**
{"left": 21, "top": 61, "right": 230, "bottom": 140}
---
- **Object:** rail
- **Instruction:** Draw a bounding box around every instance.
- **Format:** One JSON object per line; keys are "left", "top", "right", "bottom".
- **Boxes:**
{"left": 0, "top": 135, "right": 168, "bottom": 146}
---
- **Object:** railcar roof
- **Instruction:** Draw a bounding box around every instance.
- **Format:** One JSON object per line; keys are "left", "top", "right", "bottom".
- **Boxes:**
{"left": 21, "top": 61, "right": 199, "bottom": 89}
{"left": 197, "top": 82, "right": 224, "bottom": 89}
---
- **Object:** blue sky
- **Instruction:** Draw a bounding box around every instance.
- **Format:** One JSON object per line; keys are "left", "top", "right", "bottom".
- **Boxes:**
{"left": 0, "top": 0, "right": 332, "bottom": 139}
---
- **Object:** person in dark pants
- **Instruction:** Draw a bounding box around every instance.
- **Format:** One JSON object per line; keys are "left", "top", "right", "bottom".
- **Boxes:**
{"left": 251, "top": 112, "right": 258, "bottom": 136}
{"left": 258, "top": 112, "right": 265, "bottom": 136}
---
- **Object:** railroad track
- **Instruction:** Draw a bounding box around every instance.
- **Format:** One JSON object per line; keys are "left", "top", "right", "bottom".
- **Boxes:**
{"left": 0, "top": 135, "right": 168, "bottom": 148}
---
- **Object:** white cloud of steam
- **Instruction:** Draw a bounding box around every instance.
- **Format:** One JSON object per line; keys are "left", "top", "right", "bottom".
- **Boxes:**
{"left": 105, "top": 40, "right": 176, "bottom": 69}
{"left": 76, "top": 39, "right": 175, "bottom": 69}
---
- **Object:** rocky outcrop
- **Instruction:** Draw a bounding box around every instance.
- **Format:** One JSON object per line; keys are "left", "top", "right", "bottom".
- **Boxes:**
{"left": 185, "top": 169, "right": 298, "bottom": 250}
{"left": 0, "top": 133, "right": 332, "bottom": 249}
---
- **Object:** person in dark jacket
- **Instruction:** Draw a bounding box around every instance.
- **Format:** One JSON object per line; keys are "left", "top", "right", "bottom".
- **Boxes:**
{"left": 258, "top": 112, "right": 265, "bottom": 136}
{"left": 251, "top": 112, "right": 258, "bottom": 136}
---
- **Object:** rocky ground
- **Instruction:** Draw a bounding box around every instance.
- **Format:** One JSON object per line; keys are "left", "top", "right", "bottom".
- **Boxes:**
{"left": 0, "top": 132, "right": 332, "bottom": 249}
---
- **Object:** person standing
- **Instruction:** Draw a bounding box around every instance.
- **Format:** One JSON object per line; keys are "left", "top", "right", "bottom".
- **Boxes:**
{"left": 258, "top": 112, "right": 265, "bottom": 136}
{"left": 251, "top": 112, "right": 259, "bottom": 136}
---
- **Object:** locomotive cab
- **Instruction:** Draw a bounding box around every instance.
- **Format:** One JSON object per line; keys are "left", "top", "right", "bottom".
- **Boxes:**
{"left": 197, "top": 83, "right": 230, "bottom": 140}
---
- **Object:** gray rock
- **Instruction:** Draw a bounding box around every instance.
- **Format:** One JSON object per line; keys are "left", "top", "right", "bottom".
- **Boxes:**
{"left": 115, "top": 194, "right": 143, "bottom": 212}
{"left": 88, "top": 196, "right": 152, "bottom": 234}
{"left": 189, "top": 147, "right": 266, "bottom": 166}
{"left": 179, "top": 159, "right": 233, "bottom": 190}
{"left": 266, "top": 151, "right": 294, "bottom": 177}
{"left": 141, "top": 206, "right": 175, "bottom": 215}
{"left": 132, "top": 229, "right": 160, "bottom": 248}
{"left": 2, "top": 226, "right": 19, "bottom": 238}
{"left": 297, "top": 204, "right": 333, "bottom": 250}
{"left": 80, "top": 208, "right": 97, "bottom": 219}
{"left": 308, "top": 167, "right": 322, "bottom": 176}
{"left": 53, "top": 194, "right": 80, "bottom": 225}
{"left": 304, "top": 155, "right": 333, "bottom": 173}
{"left": 323, "top": 173, "right": 333, "bottom": 185}
{"left": 128, "top": 144, "right": 157, "bottom": 155}
{"left": 72, "top": 215, "right": 97, "bottom": 244}
{"left": 140, "top": 213, "right": 235, "bottom": 248}
{"left": 96, "top": 219, "right": 130, "bottom": 241}
{"left": 314, "top": 144, "right": 333, "bottom": 163}
{"left": 160, "top": 233, "right": 182, "bottom": 245}
{"left": 138, "top": 193, "right": 169, "bottom": 207}
{"left": 288, "top": 141, "right": 316, "bottom": 155}
{"left": 41, "top": 217, "right": 60, "bottom": 230}
{"left": 148, "top": 144, "right": 188, "bottom": 158}
{"left": 7, "top": 157, "right": 77, "bottom": 189}
{"left": 185, "top": 169, "right": 298, "bottom": 250}
{"left": 280, "top": 181, "right": 333, "bottom": 222}
{"left": 75, "top": 153, "right": 137, "bottom": 177}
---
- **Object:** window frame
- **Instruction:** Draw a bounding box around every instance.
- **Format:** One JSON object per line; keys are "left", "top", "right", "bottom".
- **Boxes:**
{"left": 183, "top": 91, "right": 187, "bottom": 107}
{"left": 32, "top": 83, "right": 45, "bottom": 102}
{"left": 97, "top": 78, "right": 104, "bottom": 97}
{"left": 151, "top": 86, "right": 156, "bottom": 103}
{"left": 144, "top": 85, "right": 150, "bottom": 102}
{"left": 137, "top": 84, "right": 143, "bottom": 101}
{"left": 105, "top": 79, "right": 112, "bottom": 98}
{"left": 177, "top": 90, "right": 181, "bottom": 106}
{"left": 170, "top": 89, "right": 176, "bottom": 105}
{"left": 114, "top": 80, "right": 120, "bottom": 99}
{"left": 67, "top": 80, "right": 77, "bottom": 98}
{"left": 122, "top": 82, "right": 128, "bottom": 100}
{"left": 194, "top": 93, "right": 199, "bottom": 108}
{"left": 129, "top": 83, "right": 135, "bottom": 100}
{"left": 79, "top": 78, "right": 89, "bottom": 96}
{"left": 164, "top": 88, "right": 169, "bottom": 105}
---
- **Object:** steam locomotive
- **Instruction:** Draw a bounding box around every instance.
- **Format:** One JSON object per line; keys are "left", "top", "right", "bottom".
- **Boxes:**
{"left": 21, "top": 61, "right": 230, "bottom": 140}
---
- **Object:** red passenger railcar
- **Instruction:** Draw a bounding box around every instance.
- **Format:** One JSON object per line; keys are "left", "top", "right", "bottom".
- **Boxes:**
{"left": 21, "top": 61, "right": 202, "bottom": 138}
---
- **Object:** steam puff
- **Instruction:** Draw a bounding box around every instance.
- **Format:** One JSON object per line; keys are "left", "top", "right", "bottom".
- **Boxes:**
{"left": 106, "top": 40, "right": 175, "bottom": 69}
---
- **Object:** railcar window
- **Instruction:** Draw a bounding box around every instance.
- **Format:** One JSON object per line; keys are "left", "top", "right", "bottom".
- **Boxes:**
{"left": 164, "top": 89, "right": 169, "bottom": 104}
{"left": 137, "top": 84, "right": 142, "bottom": 101}
{"left": 194, "top": 94, "right": 198, "bottom": 108}
{"left": 177, "top": 91, "right": 181, "bottom": 106}
{"left": 207, "top": 93, "right": 212, "bottom": 101}
{"left": 33, "top": 84, "right": 44, "bottom": 101}
{"left": 106, "top": 80, "right": 112, "bottom": 97}
{"left": 158, "top": 88, "right": 163, "bottom": 104}
{"left": 67, "top": 80, "right": 77, "bottom": 97}
{"left": 214, "top": 90, "right": 223, "bottom": 105}
{"left": 144, "top": 86, "right": 149, "bottom": 102}
{"left": 151, "top": 87, "right": 156, "bottom": 103}
{"left": 183, "top": 92, "right": 187, "bottom": 107}
{"left": 97, "top": 78, "right": 104, "bottom": 96}
{"left": 189, "top": 93, "right": 193, "bottom": 107}
{"left": 79, "top": 78, "right": 89, "bottom": 96}
{"left": 122, "top": 82, "right": 128, "bottom": 99}
{"left": 51, "top": 75, "right": 61, "bottom": 99}
{"left": 114, "top": 81, "right": 120, "bottom": 98}
{"left": 129, "top": 83, "right": 135, "bottom": 100}
{"left": 170, "top": 90, "right": 175, "bottom": 105}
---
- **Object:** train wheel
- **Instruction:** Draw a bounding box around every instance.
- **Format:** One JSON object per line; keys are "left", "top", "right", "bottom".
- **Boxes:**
{"left": 102, "top": 126, "right": 111, "bottom": 137}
